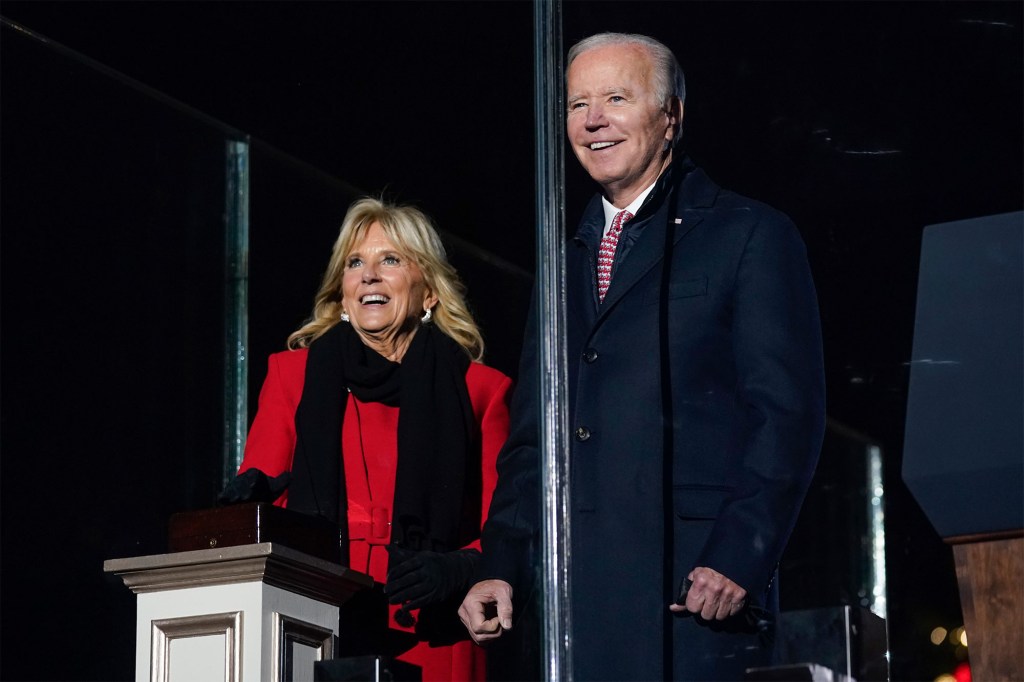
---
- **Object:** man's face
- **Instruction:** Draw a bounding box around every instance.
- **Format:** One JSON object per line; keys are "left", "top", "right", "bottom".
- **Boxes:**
{"left": 566, "top": 43, "right": 679, "bottom": 206}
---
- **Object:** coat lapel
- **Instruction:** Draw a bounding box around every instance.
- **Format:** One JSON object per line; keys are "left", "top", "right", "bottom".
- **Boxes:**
{"left": 568, "top": 197, "right": 605, "bottom": 331}
{"left": 598, "top": 213, "right": 700, "bottom": 315}
{"left": 580, "top": 158, "right": 722, "bottom": 327}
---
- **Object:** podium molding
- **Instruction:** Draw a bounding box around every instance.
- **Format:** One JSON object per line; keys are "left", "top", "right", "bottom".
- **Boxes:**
{"left": 105, "top": 542, "right": 372, "bottom": 682}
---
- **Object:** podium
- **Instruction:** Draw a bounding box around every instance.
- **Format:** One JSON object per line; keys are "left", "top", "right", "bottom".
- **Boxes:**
{"left": 104, "top": 506, "right": 373, "bottom": 682}
{"left": 903, "top": 212, "right": 1024, "bottom": 681}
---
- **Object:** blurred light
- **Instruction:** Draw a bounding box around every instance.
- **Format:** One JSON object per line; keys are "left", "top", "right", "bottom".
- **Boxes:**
{"left": 867, "top": 445, "right": 887, "bottom": 618}
{"left": 930, "top": 626, "right": 948, "bottom": 645}
{"left": 935, "top": 675, "right": 956, "bottom": 682}
{"left": 950, "top": 626, "right": 965, "bottom": 645}
{"left": 959, "top": 629, "right": 968, "bottom": 647}
{"left": 953, "top": 661, "right": 972, "bottom": 682}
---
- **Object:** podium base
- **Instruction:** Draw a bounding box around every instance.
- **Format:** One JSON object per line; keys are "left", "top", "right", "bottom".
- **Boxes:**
{"left": 315, "top": 656, "right": 421, "bottom": 682}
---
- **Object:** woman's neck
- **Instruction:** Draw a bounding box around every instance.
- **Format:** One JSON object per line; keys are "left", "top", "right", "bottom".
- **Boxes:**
{"left": 356, "top": 326, "right": 417, "bottom": 363}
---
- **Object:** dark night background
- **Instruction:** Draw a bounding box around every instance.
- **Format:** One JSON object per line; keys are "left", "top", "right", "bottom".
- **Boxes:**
{"left": 1, "top": 1, "right": 1021, "bottom": 680}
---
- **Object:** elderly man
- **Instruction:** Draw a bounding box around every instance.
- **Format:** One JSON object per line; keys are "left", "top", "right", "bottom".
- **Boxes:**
{"left": 460, "top": 33, "right": 825, "bottom": 680}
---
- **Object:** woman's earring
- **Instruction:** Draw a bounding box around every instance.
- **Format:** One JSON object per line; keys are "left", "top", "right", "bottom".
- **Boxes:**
{"left": 421, "top": 308, "right": 433, "bottom": 324}
{"left": 340, "top": 311, "right": 350, "bottom": 323}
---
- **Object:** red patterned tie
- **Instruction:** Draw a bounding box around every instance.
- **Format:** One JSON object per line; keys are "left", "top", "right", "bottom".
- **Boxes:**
{"left": 597, "top": 209, "right": 634, "bottom": 302}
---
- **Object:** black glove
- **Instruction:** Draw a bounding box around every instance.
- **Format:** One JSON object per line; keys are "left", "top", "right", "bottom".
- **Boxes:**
{"left": 217, "top": 468, "right": 291, "bottom": 505}
{"left": 383, "top": 545, "right": 481, "bottom": 613}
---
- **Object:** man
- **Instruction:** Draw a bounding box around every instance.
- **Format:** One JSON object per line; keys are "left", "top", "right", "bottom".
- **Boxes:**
{"left": 460, "top": 33, "right": 825, "bottom": 680}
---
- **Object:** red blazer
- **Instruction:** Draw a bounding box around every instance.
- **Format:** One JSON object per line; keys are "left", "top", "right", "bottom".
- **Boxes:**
{"left": 239, "top": 347, "right": 512, "bottom": 681}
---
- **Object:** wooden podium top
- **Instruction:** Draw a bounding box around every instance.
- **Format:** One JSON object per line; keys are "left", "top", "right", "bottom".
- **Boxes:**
{"left": 168, "top": 502, "right": 341, "bottom": 563}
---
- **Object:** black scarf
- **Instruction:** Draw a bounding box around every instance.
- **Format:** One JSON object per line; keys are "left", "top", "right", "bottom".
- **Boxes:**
{"left": 287, "top": 322, "right": 481, "bottom": 564}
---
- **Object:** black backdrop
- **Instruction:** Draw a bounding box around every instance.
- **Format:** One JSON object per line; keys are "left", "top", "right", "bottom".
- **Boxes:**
{"left": 1, "top": 2, "right": 1021, "bottom": 680}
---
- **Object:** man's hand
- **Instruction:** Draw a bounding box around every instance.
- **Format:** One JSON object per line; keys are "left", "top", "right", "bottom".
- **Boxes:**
{"left": 458, "top": 579, "right": 514, "bottom": 644}
{"left": 669, "top": 566, "right": 747, "bottom": 621}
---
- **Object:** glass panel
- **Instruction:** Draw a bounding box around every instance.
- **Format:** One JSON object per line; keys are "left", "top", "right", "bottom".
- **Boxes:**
{"left": 241, "top": 143, "right": 535, "bottom": 406}
{"left": 783, "top": 426, "right": 889, "bottom": 617}
{"left": 1, "top": 13, "right": 539, "bottom": 681}
{"left": 560, "top": 4, "right": 1021, "bottom": 681}
{"left": 1, "top": 19, "right": 231, "bottom": 680}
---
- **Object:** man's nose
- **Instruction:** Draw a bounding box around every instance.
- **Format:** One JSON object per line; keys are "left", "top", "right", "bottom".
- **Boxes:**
{"left": 585, "top": 103, "right": 606, "bottom": 129}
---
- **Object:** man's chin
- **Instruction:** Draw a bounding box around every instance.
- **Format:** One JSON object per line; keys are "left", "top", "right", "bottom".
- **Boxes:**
{"left": 580, "top": 165, "right": 626, "bottom": 190}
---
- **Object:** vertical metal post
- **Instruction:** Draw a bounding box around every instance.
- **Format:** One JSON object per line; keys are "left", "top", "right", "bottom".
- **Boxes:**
{"left": 534, "top": 1, "right": 572, "bottom": 680}
{"left": 223, "top": 138, "right": 250, "bottom": 485}
{"left": 867, "top": 444, "right": 887, "bottom": 619}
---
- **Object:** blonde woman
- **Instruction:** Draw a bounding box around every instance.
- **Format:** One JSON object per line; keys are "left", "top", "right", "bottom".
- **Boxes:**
{"left": 228, "top": 197, "right": 511, "bottom": 680}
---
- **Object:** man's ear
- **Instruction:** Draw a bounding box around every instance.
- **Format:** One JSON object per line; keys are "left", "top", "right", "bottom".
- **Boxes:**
{"left": 665, "top": 96, "right": 684, "bottom": 145}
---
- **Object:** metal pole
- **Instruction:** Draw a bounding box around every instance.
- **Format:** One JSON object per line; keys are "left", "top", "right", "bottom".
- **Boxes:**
{"left": 223, "top": 138, "right": 250, "bottom": 486}
{"left": 533, "top": 1, "right": 572, "bottom": 680}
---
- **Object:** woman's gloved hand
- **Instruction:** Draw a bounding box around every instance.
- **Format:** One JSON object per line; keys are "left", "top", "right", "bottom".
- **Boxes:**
{"left": 217, "top": 468, "right": 291, "bottom": 505}
{"left": 384, "top": 545, "right": 481, "bottom": 613}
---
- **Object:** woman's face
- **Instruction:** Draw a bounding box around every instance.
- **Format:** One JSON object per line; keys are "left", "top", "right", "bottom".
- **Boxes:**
{"left": 340, "top": 222, "right": 436, "bottom": 356}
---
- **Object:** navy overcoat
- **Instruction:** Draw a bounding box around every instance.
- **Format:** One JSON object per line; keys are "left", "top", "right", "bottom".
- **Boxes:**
{"left": 481, "top": 157, "right": 826, "bottom": 680}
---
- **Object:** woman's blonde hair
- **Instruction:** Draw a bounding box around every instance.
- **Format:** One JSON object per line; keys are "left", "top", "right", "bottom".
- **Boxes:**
{"left": 287, "top": 197, "right": 485, "bottom": 361}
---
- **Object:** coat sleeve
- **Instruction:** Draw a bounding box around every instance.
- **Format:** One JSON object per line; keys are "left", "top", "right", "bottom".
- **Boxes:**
{"left": 463, "top": 366, "right": 514, "bottom": 552}
{"left": 694, "top": 210, "right": 826, "bottom": 602}
{"left": 237, "top": 353, "right": 302, "bottom": 506}
{"left": 477, "top": 293, "right": 542, "bottom": 590}
{"left": 476, "top": 370, "right": 514, "bottom": 533}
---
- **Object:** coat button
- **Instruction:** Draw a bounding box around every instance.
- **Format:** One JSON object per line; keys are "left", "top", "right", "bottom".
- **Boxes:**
{"left": 575, "top": 426, "right": 591, "bottom": 441}
{"left": 583, "top": 348, "right": 599, "bottom": 363}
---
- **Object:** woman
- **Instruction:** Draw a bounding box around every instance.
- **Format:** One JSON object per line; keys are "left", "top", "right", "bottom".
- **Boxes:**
{"left": 230, "top": 197, "right": 512, "bottom": 680}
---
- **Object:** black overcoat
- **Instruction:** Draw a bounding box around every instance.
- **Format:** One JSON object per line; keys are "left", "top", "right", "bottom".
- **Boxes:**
{"left": 481, "top": 158, "right": 826, "bottom": 681}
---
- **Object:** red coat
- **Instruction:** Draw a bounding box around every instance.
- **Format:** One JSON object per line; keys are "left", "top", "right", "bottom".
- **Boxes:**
{"left": 239, "top": 347, "right": 512, "bottom": 681}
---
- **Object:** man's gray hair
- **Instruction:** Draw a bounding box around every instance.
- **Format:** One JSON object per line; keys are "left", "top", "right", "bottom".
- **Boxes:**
{"left": 566, "top": 32, "right": 686, "bottom": 107}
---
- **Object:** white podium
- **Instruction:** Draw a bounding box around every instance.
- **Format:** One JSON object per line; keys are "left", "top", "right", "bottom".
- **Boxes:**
{"left": 105, "top": 542, "right": 373, "bottom": 682}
